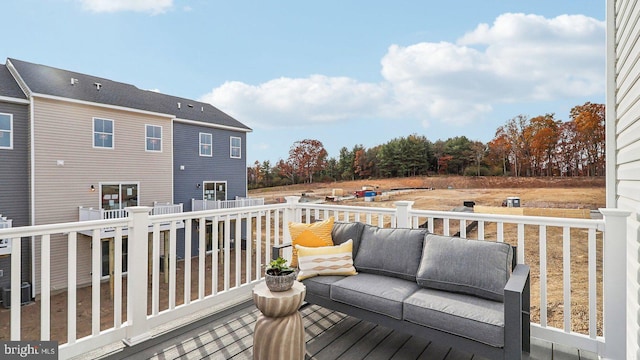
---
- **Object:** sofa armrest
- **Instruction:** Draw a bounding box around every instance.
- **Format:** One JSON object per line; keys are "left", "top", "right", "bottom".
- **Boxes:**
{"left": 504, "top": 264, "right": 530, "bottom": 358}
{"left": 271, "top": 242, "right": 292, "bottom": 261}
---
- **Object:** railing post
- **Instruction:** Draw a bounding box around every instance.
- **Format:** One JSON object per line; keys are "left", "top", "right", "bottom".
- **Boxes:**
{"left": 395, "top": 201, "right": 414, "bottom": 228}
{"left": 123, "top": 206, "right": 152, "bottom": 346}
{"left": 599, "top": 208, "right": 630, "bottom": 360}
{"left": 283, "top": 196, "right": 301, "bottom": 246}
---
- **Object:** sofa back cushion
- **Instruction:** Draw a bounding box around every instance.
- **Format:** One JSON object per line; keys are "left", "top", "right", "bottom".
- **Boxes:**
{"left": 332, "top": 221, "right": 365, "bottom": 258}
{"left": 353, "top": 225, "right": 427, "bottom": 282}
{"left": 416, "top": 234, "right": 513, "bottom": 302}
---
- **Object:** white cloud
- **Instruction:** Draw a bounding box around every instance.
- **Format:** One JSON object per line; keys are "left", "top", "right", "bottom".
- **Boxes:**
{"left": 201, "top": 13, "right": 604, "bottom": 130}
{"left": 200, "top": 75, "right": 388, "bottom": 129}
{"left": 78, "top": 0, "right": 172, "bottom": 15}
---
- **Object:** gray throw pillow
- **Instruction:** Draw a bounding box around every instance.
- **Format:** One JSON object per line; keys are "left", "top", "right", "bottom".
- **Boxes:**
{"left": 354, "top": 225, "right": 427, "bottom": 281}
{"left": 332, "top": 221, "right": 365, "bottom": 258}
{"left": 416, "top": 234, "right": 513, "bottom": 302}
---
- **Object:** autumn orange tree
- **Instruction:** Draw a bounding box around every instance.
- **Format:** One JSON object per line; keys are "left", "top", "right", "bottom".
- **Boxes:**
{"left": 570, "top": 102, "right": 605, "bottom": 176}
{"left": 487, "top": 130, "right": 511, "bottom": 175}
{"left": 287, "top": 139, "right": 328, "bottom": 183}
{"left": 354, "top": 146, "right": 380, "bottom": 178}
{"left": 527, "top": 114, "right": 561, "bottom": 176}
{"left": 556, "top": 121, "right": 581, "bottom": 176}
{"left": 501, "top": 115, "right": 532, "bottom": 177}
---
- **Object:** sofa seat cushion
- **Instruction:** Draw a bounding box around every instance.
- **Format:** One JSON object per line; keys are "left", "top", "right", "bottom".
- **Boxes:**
{"left": 417, "top": 234, "right": 513, "bottom": 302}
{"left": 330, "top": 273, "right": 420, "bottom": 320}
{"left": 302, "top": 275, "right": 347, "bottom": 298}
{"left": 404, "top": 288, "right": 505, "bottom": 347}
{"left": 354, "top": 225, "right": 427, "bottom": 281}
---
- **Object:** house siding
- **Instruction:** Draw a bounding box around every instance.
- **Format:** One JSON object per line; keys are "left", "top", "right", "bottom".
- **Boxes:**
{"left": 173, "top": 121, "right": 247, "bottom": 257}
{"left": 609, "top": 0, "right": 640, "bottom": 358}
{"left": 173, "top": 121, "right": 247, "bottom": 210}
{"left": 0, "top": 101, "right": 31, "bottom": 290}
{"left": 31, "top": 97, "right": 174, "bottom": 293}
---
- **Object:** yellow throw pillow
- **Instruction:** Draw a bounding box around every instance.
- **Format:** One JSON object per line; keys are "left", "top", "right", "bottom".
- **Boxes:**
{"left": 296, "top": 239, "right": 357, "bottom": 281}
{"left": 288, "top": 217, "right": 335, "bottom": 267}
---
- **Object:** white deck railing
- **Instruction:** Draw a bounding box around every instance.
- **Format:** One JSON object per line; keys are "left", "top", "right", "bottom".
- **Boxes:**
{"left": 191, "top": 197, "right": 264, "bottom": 211}
{"left": 79, "top": 203, "right": 184, "bottom": 221}
{"left": 0, "top": 215, "right": 12, "bottom": 229}
{"left": 0, "top": 214, "right": 12, "bottom": 255}
{"left": 0, "top": 197, "right": 629, "bottom": 359}
{"left": 151, "top": 202, "right": 184, "bottom": 215}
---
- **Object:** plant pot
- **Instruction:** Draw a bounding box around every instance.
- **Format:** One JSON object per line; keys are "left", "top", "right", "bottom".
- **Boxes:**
{"left": 265, "top": 271, "right": 296, "bottom": 292}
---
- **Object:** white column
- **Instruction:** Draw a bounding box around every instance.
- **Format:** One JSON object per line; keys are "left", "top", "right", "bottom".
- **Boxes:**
{"left": 123, "top": 206, "right": 152, "bottom": 346}
{"left": 394, "top": 201, "right": 414, "bottom": 228}
{"left": 599, "top": 208, "right": 630, "bottom": 360}
{"left": 10, "top": 236, "right": 21, "bottom": 340}
{"left": 281, "top": 197, "right": 301, "bottom": 262}
{"left": 283, "top": 196, "right": 301, "bottom": 242}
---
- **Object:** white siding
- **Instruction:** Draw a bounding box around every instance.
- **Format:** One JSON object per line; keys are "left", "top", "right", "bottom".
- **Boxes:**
{"left": 31, "top": 97, "right": 173, "bottom": 293}
{"left": 609, "top": 0, "right": 640, "bottom": 358}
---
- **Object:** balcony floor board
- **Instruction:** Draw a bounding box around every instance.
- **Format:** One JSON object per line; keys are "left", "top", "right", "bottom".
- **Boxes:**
{"left": 92, "top": 302, "right": 591, "bottom": 360}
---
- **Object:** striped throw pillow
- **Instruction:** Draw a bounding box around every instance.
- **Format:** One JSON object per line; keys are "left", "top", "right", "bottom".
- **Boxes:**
{"left": 296, "top": 239, "right": 357, "bottom": 281}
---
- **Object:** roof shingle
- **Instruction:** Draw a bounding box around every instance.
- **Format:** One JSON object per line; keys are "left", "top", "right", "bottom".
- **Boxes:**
{"left": 7, "top": 58, "right": 250, "bottom": 131}
{"left": 0, "top": 64, "right": 27, "bottom": 100}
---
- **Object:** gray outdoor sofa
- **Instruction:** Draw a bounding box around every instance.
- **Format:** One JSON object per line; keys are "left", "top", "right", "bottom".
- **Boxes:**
{"left": 273, "top": 221, "right": 530, "bottom": 360}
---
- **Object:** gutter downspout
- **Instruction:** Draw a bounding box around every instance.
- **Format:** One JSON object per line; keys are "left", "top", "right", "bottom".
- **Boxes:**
{"left": 605, "top": 0, "right": 617, "bottom": 208}
{"left": 29, "top": 97, "right": 36, "bottom": 297}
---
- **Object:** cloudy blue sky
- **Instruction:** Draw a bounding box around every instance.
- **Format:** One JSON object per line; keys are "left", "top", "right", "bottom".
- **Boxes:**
{"left": 2, "top": 0, "right": 605, "bottom": 164}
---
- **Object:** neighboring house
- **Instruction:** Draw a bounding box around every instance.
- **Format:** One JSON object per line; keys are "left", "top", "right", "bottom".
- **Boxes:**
{"left": 608, "top": 0, "right": 640, "bottom": 358}
{"left": 173, "top": 120, "right": 248, "bottom": 257}
{"left": 0, "top": 64, "right": 31, "bottom": 292}
{"left": 3, "top": 58, "right": 251, "bottom": 294}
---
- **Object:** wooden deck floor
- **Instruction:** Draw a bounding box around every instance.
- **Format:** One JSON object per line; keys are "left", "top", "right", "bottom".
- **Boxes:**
{"left": 91, "top": 302, "right": 597, "bottom": 360}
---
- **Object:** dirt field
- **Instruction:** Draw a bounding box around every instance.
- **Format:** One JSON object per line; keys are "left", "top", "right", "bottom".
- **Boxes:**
{"left": 250, "top": 176, "right": 605, "bottom": 210}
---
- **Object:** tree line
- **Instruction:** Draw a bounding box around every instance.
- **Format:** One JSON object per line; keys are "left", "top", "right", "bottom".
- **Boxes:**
{"left": 248, "top": 102, "right": 605, "bottom": 189}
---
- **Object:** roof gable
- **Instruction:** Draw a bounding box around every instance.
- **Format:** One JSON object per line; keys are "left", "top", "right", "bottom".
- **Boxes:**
{"left": 0, "top": 64, "right": 27, "bottom": 100}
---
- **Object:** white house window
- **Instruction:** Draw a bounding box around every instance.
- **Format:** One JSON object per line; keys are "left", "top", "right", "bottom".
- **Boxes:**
{"left": 200, "top": 132, "right": 212, "bottom": 157}
{"left": 145, "top": 125, "right": 162, "bottom": 152}
{"left": 230, "top": 136, "right": 241, "bottom": 159}
{"left": 0, "top": 113, "right": 12, "bottom": 149}
{"left": 93, "top": 118, "right": 114, "bottom": 149}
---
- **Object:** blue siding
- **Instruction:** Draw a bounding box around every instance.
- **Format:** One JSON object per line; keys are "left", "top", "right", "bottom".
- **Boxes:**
{"left": 173, "top": 121, "right": 248, "bottom": 257}
{"left": 0, "top": 101, "right": 31, "bottom": 290}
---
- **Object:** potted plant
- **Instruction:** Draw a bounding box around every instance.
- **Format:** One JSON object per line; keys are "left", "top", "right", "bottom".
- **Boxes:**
{"left": 265, "top": 257, "right": 296, "bottom": 292}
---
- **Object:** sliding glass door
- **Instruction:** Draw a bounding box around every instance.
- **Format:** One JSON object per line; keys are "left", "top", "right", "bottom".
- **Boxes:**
{"left": 101, "top": 183, "right": 138, "bottom": 210}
